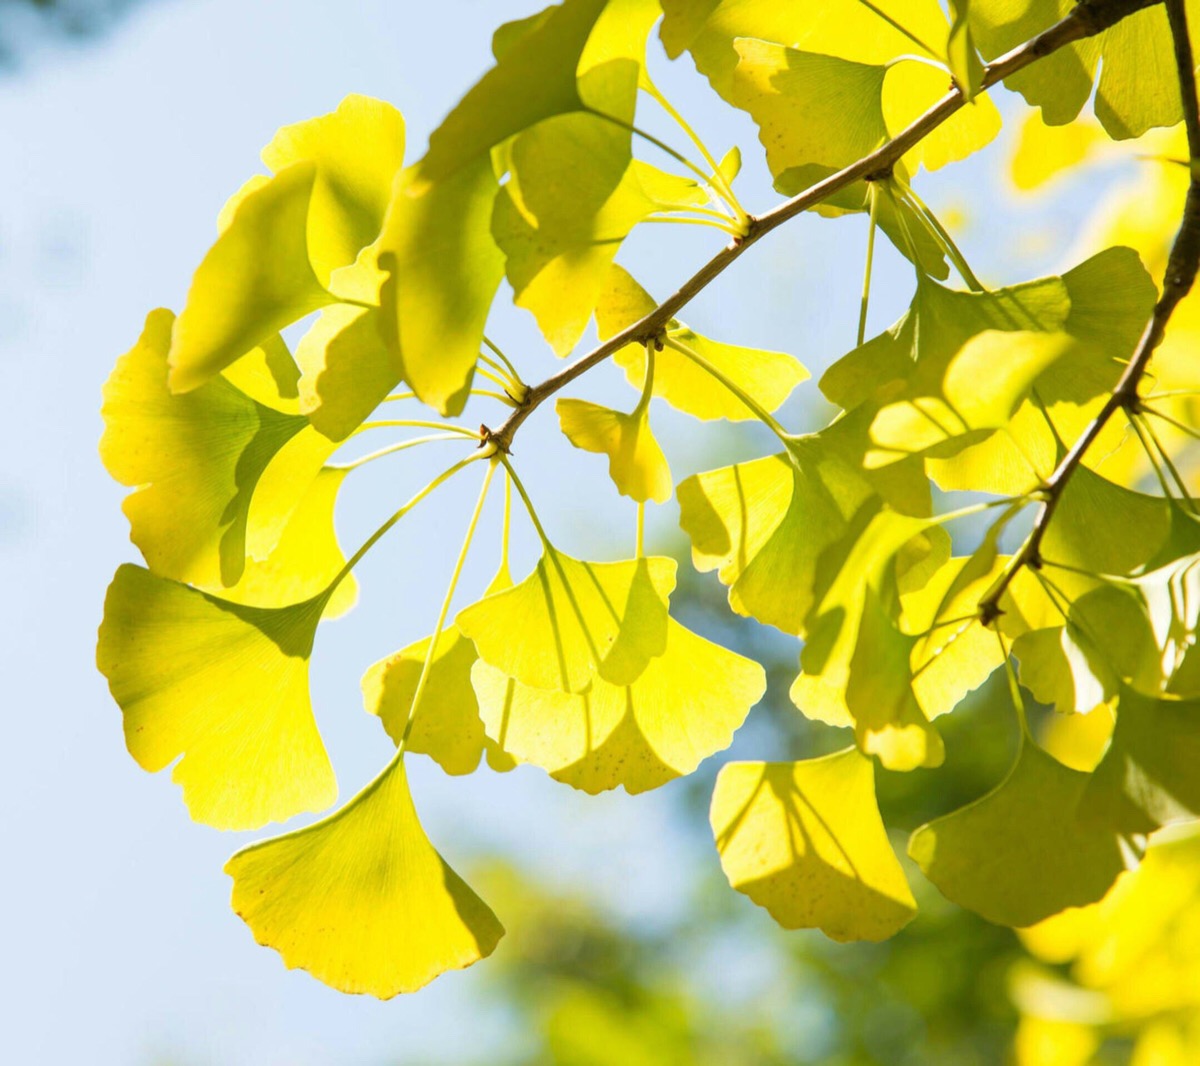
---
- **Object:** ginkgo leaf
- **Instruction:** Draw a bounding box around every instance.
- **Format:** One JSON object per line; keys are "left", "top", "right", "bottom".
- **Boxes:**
{"left": 594, "top": 266, "right": 809, "bottom": 421}
{"left": 1010, "top": 109, "right": 1108, "bottom": 192}
{"left": 678, "top": 441, "right": 878, "bottom": 636}
{"left": 377, "top": 156, "right": 504, "bottom": 416}
{"left": 96, "top": 564, "right": 336, "bottom": 830}
{"left": 969, "top": 0, "right": 1187, "bottom": 138}
{"left": 909, "top": 740, "right": 1131, "bottom": 926}
{"left": 473, "top": 616, "right": 764, "bottom": 793}
{"left": 295, "top": 303, "right": 402, "bottom": 441}
{"left": 711, "top": 749, "right": 917, "bottom": 941}
{"left": 794, "top": 507, "right": 947, "bottom": 769}
{"left": 219, "top": 466, "right": 358, "bottom": 620}
{"left": 1013, "top": 627, "right": 1111, "bottom": 716}
{"left": 867, "top": 329, "right": 1074, "bottom": 467}
{"left": 220, "top": 333, "right": 301, "bottom": 413}
{"left": 168, "top": 164, "right": 335, "bottom": 393}
{"left": 226, "top": 756, "right": 503, "bottom": 997}
{"left": 557, "top": 397, "right": 672, "bottom": 503}
{"left": 101, "top": 309, "right": 309, "bottom": 588}
{"left": 261, "top": 94, "right": 406, "bottom": 286}
{"left": 457, "top": 552, "right": 675, "bottom": 692}
{"left": 1082, "top": 688, "right": 1200, "bottom": 836}
{"left": 363, "top": 626, "right": 488, "bottom": 777}
{"left": 494, "top": 114, "right": 703, "bottom": 354}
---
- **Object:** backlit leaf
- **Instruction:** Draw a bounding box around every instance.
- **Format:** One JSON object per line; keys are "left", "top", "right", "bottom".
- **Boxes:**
{"left": 595, "top": 266, "right": 809, "bottom": 422}
{"left": 557, "top": 397, "right": 672, "bottom": 503}
{"left": 456, "top": 552, "right": 675, "bottom": 692}
{"left": 226, "top": 756, "right": 503, "bottom": 997}
{"left": 711, "top": 749, "right": 917, "bottom": 941}
{"left": 909, "top": 740, "right": 1131, "bottom": 926}
{"left": 96, "top": 564, "right": 336, "bottom": 830}
{"left": 473, "top": 616, "right": 764, "bottom": 793}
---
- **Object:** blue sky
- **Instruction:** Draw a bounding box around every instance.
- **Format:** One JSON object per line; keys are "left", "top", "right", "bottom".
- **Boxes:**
{"left": 0, "top": 2, "right": 1129, "bottom": 1061}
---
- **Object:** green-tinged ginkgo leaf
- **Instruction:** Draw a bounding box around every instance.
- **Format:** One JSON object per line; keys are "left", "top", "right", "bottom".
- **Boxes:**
{"left": 493, "top": 113, "right": 703, "bottom": 354}
{"left": 901, "top": 555, "right": 1010, "bottom": 718}
{"left": 594, "top": 266, "right": 809, "bottom": 421}
{"left": 557, "top": 397, "right": 672, "bottom": 503}
{"left": 969, "top": 0, "right": 1191, "bottom": 138}
{"left": 101, "top": 309, "right": 309, "bottom": 588}
{"left": 1014, "top": 627, "right": 1109, "bottom": 715}
{"left": 226, "top": 756, "right": 503, "bottom": 997}
{"left": 678, "top": 437, "right": 883, "bottom": 635}
{"left": 262, "top": 94, "right": 406, "bottom": 285}
{"left": 711, "top": 749, "right": 917, "bottom": 941}
{"left": 220, "top": 467, "right": 357, "bottom": 620}
{"left": 909, "top": 740, "right": 1131, "bottom": 926}
{"left": 295, "top": 303, "right": 402, "bottom": 441}
{"left": 377, "top": 156, "right": 504, "bottom": 416}
{"left": 363, "top": 627, "right": 488, "bottom": 777}
{"left": 96, "top": 564, "right": 336, "bottom": 830}
{"left": 473, "top": 616, "right": 764, "bottom": 793}
{"left": 1082, "top": 688, "right": 1200, "bottom": 836}
{"left": 660, "top": 0, "right": 950, "bottom": 96}
{"left": 794, "top": 507, "right": 946, "bottom": 769}
{"left": 168, "top": 164, "right": 335, "bottom": 393}
{"left": 867, "top": 329, "right": 1074, "bottom": 467}
{"left": 457, "top": 552, "right": 675, "bottom": 692}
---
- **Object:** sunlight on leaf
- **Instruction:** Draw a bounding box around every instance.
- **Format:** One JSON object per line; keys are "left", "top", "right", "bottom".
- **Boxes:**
{"left": 97, "top": 564, "right": 336, "bottom": 830}
{"left": 226, "top": 756, "right": 503, "bottom": 997}
{"left": 711, "top": 748, "right": 917, "bottom": 941}
{"left": 557, "top": 397, "right": 672, "bottom": 503}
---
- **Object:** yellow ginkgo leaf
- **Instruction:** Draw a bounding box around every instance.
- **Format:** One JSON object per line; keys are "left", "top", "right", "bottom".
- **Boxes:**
{"left": 473, "top": 616, "right": 765, "bottom": 793}
{"left": 556, "top": 397, "right": 672, "bottom": 504}
{"left": 219, "top": 333, "right": 301, "bottom": 414}
{"left": 1010, "top": 109, "right": 1108, "bottom": 192}
{"left": 909, "top": 740, "right": 1131, "bottom": 927}
{"left": 377, "top": 156, "right": 505, "bottom": 417}
{"left": 226, "top": 756, "right": 503, "bottom": 998}
{"left": 457, "top": 552, "right": 675, "bottom": 692}
{"left": 363, "top": 626, "right": 488, "bottom": 777}
{"left": 678, "top": 440, "right": 875, "bottom": 635}
{"left": 220, "top": 467, "right": 358, "bottom": 620}
{"left": 101, "top": 309, "right": 309, "bottom": 589}
{"left": 710, "top": 749, "right": 917, "bottom": 941}
{"left": 96, "top": 564, "right": 336, "bottom": 830}
{"left": 295, "top": 303, "right": 402, "bottom": 441}
{"left": 595, "top": 266, "right": 809, "bottom": 422}
{"left": 262, "top": 93, "right": 406, "bottom": 286}
{"left": 168, "top": 163, "right": 335, "bottom": 393}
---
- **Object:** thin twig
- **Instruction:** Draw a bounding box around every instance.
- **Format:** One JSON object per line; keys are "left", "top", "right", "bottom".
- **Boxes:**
{"left": 485, "top": 0, "right": 1158, "bottom": 453}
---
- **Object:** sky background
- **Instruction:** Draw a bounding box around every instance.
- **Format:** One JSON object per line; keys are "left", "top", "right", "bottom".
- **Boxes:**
{"left": 0, "top": 2, "right": 1137, "bottom": 1062}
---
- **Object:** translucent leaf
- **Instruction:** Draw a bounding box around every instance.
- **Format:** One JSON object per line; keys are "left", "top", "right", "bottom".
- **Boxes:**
{"left": 220, "top": 333, "right": 301, "bottom": 413}
{"left": 262, "top": 94, "right": 406, "bottom": 286}
{"left": 295, "top": 304, "right": 402, "bottom": 441}
{"left": 595, "top": 266, "right": 809, "bottom": 421}
{"left": 946, "top": 0, "right": 984, "bottom": 100}
{"left": 226, "top": 757, "right": 503, "bottom": 997}
{"left": 220, "top": 467, "right": 358, "bottom": 620}
{"left": 168, "top": 164, "right": 334, "bottom": 393}
{"left": 557, "top": 398, "right": 672, "bottom": 503}
{"left": 711, "top": 749, "right": 917, "bottom": 941}
{"left": 377, "top": 156, "right": 504, "bottom": 416}
{"left": 456, "top": 552, "right": 675, "bottom": 692}
{"left": 101, "top": 309, "right": 309, "bottom": 588}
{"left": 363, "top": 627, "right": 488, "bottom": 777}
{"left": 473, "top": 617, "right": 764, "bottom": 793}
{"left": 677, "top": 439, "right": 878, "bottom": 635}
{"left": 909, "top": 740, "right": 1131, "bottom": 926}
{"left": 794, "top": 507, "right": 946, "bottom": 769}
{"left": 1010, "top": 110, "right": 1107, "bottom": 192}
{"left": 882, "top": 57, "right": 1001, "bottom": 173}
{"left": 1083, "top": 688, "right": 1200, "bottom": 836}
{"left": 96, "top": 564, "right": 336, "bottom": 830}
{"left": 969, "top": 0, "right": 1188, "bottom": 138}
{"left": 493, "top": 113, "right": 679, "bottom": 355}
{"left": 1013, "top": 627, "right": 1111, "bottom": 716}
{"left": 867, "top": 329, "right": 1074, "bottom": 467}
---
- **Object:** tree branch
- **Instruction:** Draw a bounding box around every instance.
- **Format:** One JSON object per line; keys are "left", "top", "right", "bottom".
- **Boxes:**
{"left": 486, "top": 0, "right": 1159, "bottom": 453}
{"left": 978, "top": 0, "right": 1200, "bottom": 625}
